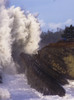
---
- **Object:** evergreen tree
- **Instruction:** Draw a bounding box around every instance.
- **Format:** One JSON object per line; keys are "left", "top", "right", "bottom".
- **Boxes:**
{"left": 62, "top": 25, "right": 74, "bottom": 40}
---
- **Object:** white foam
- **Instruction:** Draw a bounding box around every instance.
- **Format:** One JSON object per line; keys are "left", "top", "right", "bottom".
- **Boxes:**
{"left": 0, "top": 88, "right": 10, "bottom": 100}
{"left": 0, "top": 74, "right": 74, "bottom": 100}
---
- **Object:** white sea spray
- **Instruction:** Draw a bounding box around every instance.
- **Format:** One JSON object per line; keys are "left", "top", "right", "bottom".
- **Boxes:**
{"left": 0, "top": 0, "right": 41, "bottom": 74}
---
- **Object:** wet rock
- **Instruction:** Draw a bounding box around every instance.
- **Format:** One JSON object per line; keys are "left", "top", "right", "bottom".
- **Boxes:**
{"left": 20, "top": 41, "right": 74, "bottom": 97}
{"left": 0, "top": 74, "right": 2, "bottom": 83}
{"left": 20, "top": 53, "right": 66, "bottom": 96}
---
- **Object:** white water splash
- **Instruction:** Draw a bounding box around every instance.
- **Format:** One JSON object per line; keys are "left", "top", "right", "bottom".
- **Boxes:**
{"left": 0, "top": 0, "right": 41, "bottom": 73}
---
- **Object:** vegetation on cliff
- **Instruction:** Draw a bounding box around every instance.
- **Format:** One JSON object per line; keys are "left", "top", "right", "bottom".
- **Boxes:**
{"left": 40, "top": 25, "right": 74, "bottom": 48}
{"left": 62, "top": 25, "right": 74, "bottom": 40}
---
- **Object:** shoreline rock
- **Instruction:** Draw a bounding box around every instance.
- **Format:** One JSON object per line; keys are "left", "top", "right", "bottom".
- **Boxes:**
{"left": 20, "top": 41, "right": 74, "bottom": 96}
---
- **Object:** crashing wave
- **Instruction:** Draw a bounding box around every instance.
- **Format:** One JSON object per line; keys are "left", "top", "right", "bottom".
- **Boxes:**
{"left": 0, "top": 0, "right": 41, "bottom": 74}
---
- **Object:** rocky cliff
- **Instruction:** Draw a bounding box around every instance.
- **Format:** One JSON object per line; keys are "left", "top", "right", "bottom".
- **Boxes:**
{"left": 20, "top": 41, "right": 74, "bottom": 97}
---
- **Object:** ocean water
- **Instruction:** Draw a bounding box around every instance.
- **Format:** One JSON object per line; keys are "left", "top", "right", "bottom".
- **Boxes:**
{"left": 0, "top": 74, "right": 74, "bottom": 100}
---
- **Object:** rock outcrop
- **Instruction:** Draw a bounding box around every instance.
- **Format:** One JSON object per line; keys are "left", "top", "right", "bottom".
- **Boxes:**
{"left": 0, "top": 71, "right": 2, "bottom": 83}
{"left": 38, "top": 41, "right": 74, "bottom": 79}
{"left": 20, "top": 41, "right": 74, "bottom": 97}
{"left": 0, "top": 75, "right": 2, "bottom": 83}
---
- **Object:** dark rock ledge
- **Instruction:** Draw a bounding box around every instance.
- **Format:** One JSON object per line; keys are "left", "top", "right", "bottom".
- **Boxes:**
{"left": 20, "top": 42, "right": 74, "bottom": 97}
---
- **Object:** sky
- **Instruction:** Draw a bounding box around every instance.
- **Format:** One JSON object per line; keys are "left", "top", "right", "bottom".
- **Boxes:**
{"left": 10, "top": 0, "right": 74, "bottom": 31}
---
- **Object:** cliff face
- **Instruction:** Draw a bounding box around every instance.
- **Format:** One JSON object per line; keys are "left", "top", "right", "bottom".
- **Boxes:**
{"left": 38, "top": 41, "right": 74, "bottom": 79}
{"left": 20, "top": 41, "right": 74, "bottom": 97}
